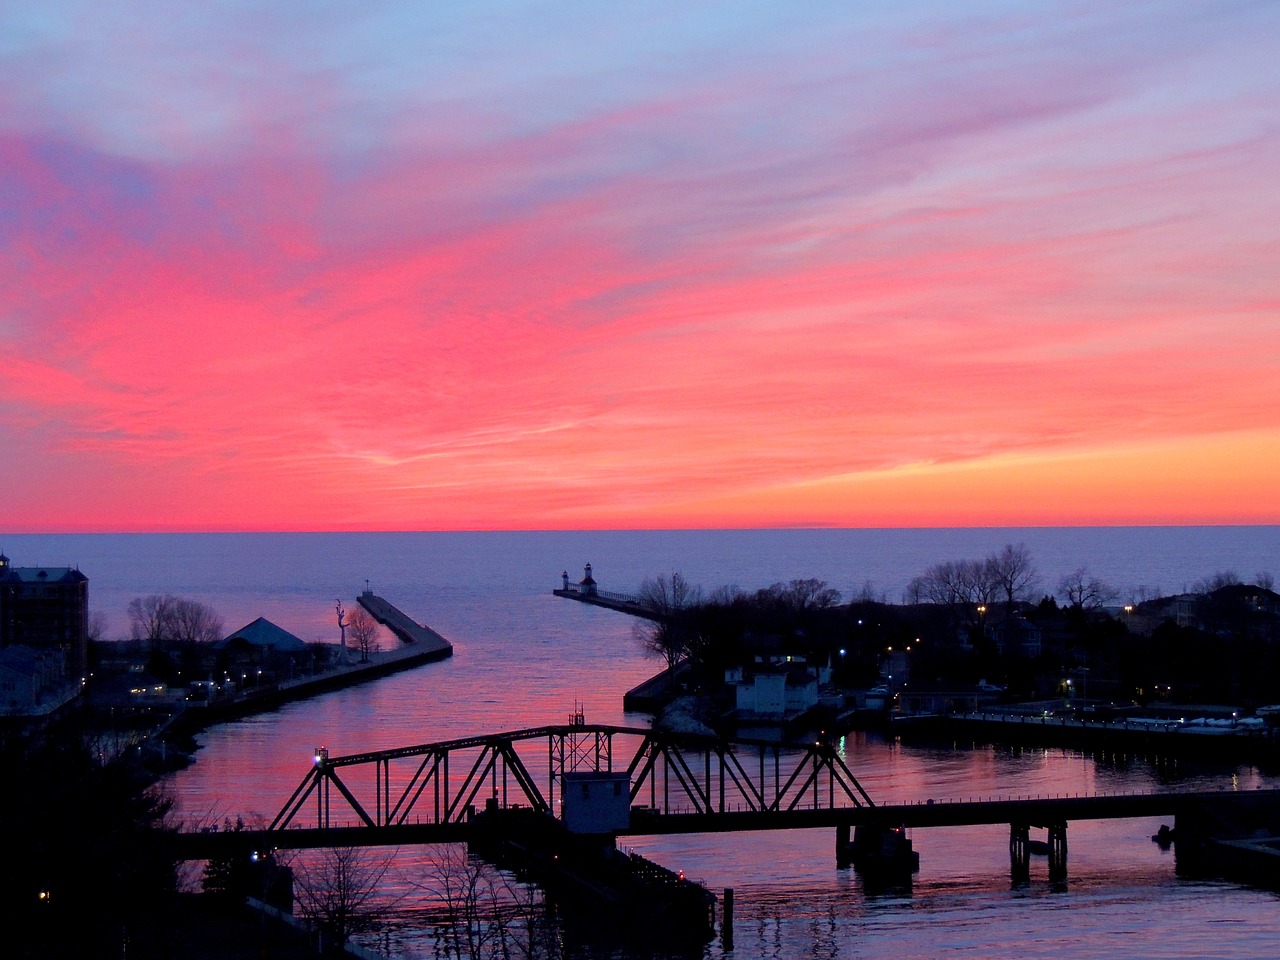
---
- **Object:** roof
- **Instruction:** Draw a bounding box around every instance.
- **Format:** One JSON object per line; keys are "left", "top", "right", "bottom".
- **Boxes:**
{"left": 220, "top": 617, "right": 308, "bottom": 652}
{"left": 0, "top": 566, "right": 87, "bottom": 584}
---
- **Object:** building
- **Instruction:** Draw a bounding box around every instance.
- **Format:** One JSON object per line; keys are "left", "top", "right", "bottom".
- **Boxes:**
{"left": 0, "top": 553, "right": 89, "bottom": 680}
{"left": 728, "top": 657, "right": 823, "bottom": 719}
{"left": 0, "top": 645, "right": 68, "bottom": 716}
{"left": 987, "top": 616, "right": 1043, "bottom": 657}
{"left": 216, "top": 617, "right": 310, "bottom": 684}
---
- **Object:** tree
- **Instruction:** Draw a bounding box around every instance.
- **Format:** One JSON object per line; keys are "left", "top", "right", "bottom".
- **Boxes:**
{"left": 127, "top": 594, "right": 222, "bottom": 646}
{"left": 128, "top": 594, "right": 178, "bottom": 647}
{"left": 988, "top": 543, "right": 1039, "bottom": 613}
{"left": 292, "top": 846, "right": 397, "bottom": 950}
{"left": 169, "top": 597, "right": 224, "bottom": 645}
{"left": 758, "top": 578, "right": 842, "bottom": 613}
{"left": 907, "top": 559, "right": 996, "bottom": 632}
{"left": 87, "top": 611, "right": 109, "bottom": 644}
{"left": 1058, "top": 567, "right": 1119, "bottom": 611}
{"left": 635, "top": 573, "right": 701, "bottom": 673}
{"left": 347, "top": 605, "right": 381, "bottom": 663}
{"left": 1193, "top": 570, "right": 1242, "bottom": 594}
{"left": 429, "top": 846, "right": 559, "bottom": 960}
{"left": 3, "top": 728, "right": 179, "bottom": 957}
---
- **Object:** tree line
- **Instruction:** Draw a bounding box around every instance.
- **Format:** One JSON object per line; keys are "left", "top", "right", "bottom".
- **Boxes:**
{"left": 631, "top": 545, "right": 1280, "bottom": 705}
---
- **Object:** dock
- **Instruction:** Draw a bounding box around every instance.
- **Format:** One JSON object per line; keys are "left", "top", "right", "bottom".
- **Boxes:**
{"left": 356, "top": 592, "right": 454, "bottom": 658}
{"left": 893, "top": 710, "right": 1276, "bottom": 761}
{"left": 553, "top": 563, "right": 664, "bottom": 621}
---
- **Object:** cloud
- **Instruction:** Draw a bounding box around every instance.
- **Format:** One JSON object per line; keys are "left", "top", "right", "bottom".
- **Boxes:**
{"left": 2, "top": 1, "right": 1279, "bottom": 530}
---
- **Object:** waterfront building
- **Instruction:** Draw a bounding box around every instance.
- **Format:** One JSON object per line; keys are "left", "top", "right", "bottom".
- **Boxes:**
{"left": 729, "top": 657, "right": 821, "bottom": 718}
{"left": 216, "top": 617, "right": 309, "bottom": 684}
{"left": 0, "top": 552, "right": 88, "bottom": 680}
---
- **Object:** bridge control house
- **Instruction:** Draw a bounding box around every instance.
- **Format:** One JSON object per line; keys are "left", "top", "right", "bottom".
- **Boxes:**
{"left": 561, "top": 770, "right": 632, "bottom": 833}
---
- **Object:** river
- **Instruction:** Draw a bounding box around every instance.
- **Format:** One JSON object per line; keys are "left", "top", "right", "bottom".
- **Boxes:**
{"left": 7, "top": 528, "right": 1279, "bottom": 957}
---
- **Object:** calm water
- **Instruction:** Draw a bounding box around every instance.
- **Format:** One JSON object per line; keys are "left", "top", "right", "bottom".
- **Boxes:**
{"left": 7, "top": 527, "right": 1280, "bottom": 958}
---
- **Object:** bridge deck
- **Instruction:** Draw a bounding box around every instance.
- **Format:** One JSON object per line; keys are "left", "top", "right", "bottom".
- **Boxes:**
{"left": 172, "top": 789, "right": 1280, "bottom": 860}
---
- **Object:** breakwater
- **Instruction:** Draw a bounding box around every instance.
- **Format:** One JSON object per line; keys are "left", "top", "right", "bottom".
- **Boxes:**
{"left": 169, "top": 596, "right": 451, "bottom": 735}
{"left": 356, "top": 591, "right": 454, "bottom": 655}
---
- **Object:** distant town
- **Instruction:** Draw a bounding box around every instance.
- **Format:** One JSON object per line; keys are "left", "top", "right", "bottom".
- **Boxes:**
{"left": 556, "top": 547, "right": 1280, "bottom": 740}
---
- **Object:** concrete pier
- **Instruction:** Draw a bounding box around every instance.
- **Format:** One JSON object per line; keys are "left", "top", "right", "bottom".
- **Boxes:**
{"left": 356, "top": 592, "right": 453, "bottom": 658}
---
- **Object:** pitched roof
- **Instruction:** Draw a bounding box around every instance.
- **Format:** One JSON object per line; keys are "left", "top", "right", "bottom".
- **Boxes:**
{"left": 220, "top": 617, "right": 308, "bottom": 652}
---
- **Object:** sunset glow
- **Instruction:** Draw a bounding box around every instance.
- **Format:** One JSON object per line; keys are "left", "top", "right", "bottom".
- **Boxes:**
{"left": 3, "top": 2, "right": 1278, "bottom": 532}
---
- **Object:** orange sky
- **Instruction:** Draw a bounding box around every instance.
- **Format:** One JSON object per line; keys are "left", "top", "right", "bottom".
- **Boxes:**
{"left": 3, "top": 3, "right": 1279, "bottom": 532}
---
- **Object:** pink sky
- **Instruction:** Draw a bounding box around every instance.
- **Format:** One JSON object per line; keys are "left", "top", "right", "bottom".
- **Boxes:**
{"left": 2, "top": 3, "right": 1278, "bottom": 531}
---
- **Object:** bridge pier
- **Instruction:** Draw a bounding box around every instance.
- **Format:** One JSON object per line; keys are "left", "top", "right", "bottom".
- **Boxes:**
{"left": 1010, "top": 821, "right": 1068, "bottom": 884}
{"left": 1047, "top": 822, "right": 1068, "bottom": 882}
{"left": 1010, "top": 823, "right": 1030, "bottom": 884}
{"left": 841, "top": 823, "right": 919, "bottom": 880}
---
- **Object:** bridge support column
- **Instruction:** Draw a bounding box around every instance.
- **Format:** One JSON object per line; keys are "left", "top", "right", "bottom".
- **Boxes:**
{"left": 1009, "top": 823, "right": 1030, "bottom": 885}
{"left": 836, "top": 824, "right": 852, "bottom": 868}
{"left": 722, "top": 888, "right": 734, "bottom": 950}
{"left": 1047, "top": 822, "right": 1068, "bottom": 882}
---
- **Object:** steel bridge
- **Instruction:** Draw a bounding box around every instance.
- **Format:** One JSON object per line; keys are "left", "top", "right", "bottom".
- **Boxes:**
{"left": 269, "top": 720, "right": 875, "bottom": 833}
{"left": 166, "top": 719, "right": 1280, "bottom": 887}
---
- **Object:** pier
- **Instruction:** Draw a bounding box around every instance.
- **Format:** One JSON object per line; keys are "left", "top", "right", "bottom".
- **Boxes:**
{"left": 553, "top": 563, "right": 663, "bottom": 621}
{"left": 356, "top": 592, "right": 453, "bottom": 658}
{"left": 165, "top": 595, "right": 451, "bottom": 735}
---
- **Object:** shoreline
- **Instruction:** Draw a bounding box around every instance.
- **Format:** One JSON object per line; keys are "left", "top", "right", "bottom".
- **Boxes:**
{"left": 890, "top": 710, "right": 1280, "bottom": 764}
{"left": 167, "top": 640, "right": 452, "bottom": 736}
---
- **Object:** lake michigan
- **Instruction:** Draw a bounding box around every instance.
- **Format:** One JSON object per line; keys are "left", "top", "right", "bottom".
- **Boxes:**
{"left": 7, "top": 526, "right": 1279, "bottom": 958}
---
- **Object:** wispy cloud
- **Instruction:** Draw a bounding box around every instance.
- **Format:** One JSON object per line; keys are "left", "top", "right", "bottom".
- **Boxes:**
{"left": 2, "top": 1, "right": 1278, "bottom": 530}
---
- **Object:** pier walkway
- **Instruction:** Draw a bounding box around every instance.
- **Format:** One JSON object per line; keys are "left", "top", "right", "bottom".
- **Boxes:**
{"left": 356, "top": 592, "right": 453, "bottom": 658}
{"left": 552, "top": 587, "right": 663, "bottom": 621}
{"left": 552, "top": 563, "right": 664, "bottom": 621}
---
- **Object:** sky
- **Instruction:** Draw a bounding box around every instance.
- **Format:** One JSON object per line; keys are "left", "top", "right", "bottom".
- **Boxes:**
{"left": 2, "top": 1, "right": 1278, "bottom": 532}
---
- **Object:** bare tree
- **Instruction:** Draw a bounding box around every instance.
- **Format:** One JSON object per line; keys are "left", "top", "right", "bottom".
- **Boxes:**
{"left": 758, "top": 578, "right": 842, "bottom": 612}
{"left": 987, "top": 543, "right": 1039, "bottom": 613}
{"left": 291, "top": 846, "right": 397, "bottom": 950}
{"left": 169, "top": 597, "right": 224, "bottom": 645}
{"left": 128, "top": 594, "right": 178, "bottom": 647}
{"left": 87, "top": 611, "right": 109, "bottom": 644}
{"left": 127, "top": 594, "right": 222, "bottom": 646}
{"left": 957, "top": 559, "right": 999, "bottom": 608}
{"left": 1193, "top": 570, "right": 1241, "bottom": 594}
{"left": 635, "top": 573, "right": 701, "bottom": 673}
{"left": 429, "top": 846, "right": 559, "bottom": 960}
{"left": 347, "top": 605, "right": 381, "bottom": 663}
{"left": 1058, "top": 567, "right": 1119, "bottom": 611}
{"left": 1257, "top": 571, "right": 1276, "bottom": 591}
{"left": 909, "top": 559, "right": 996, "bottom": 624}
